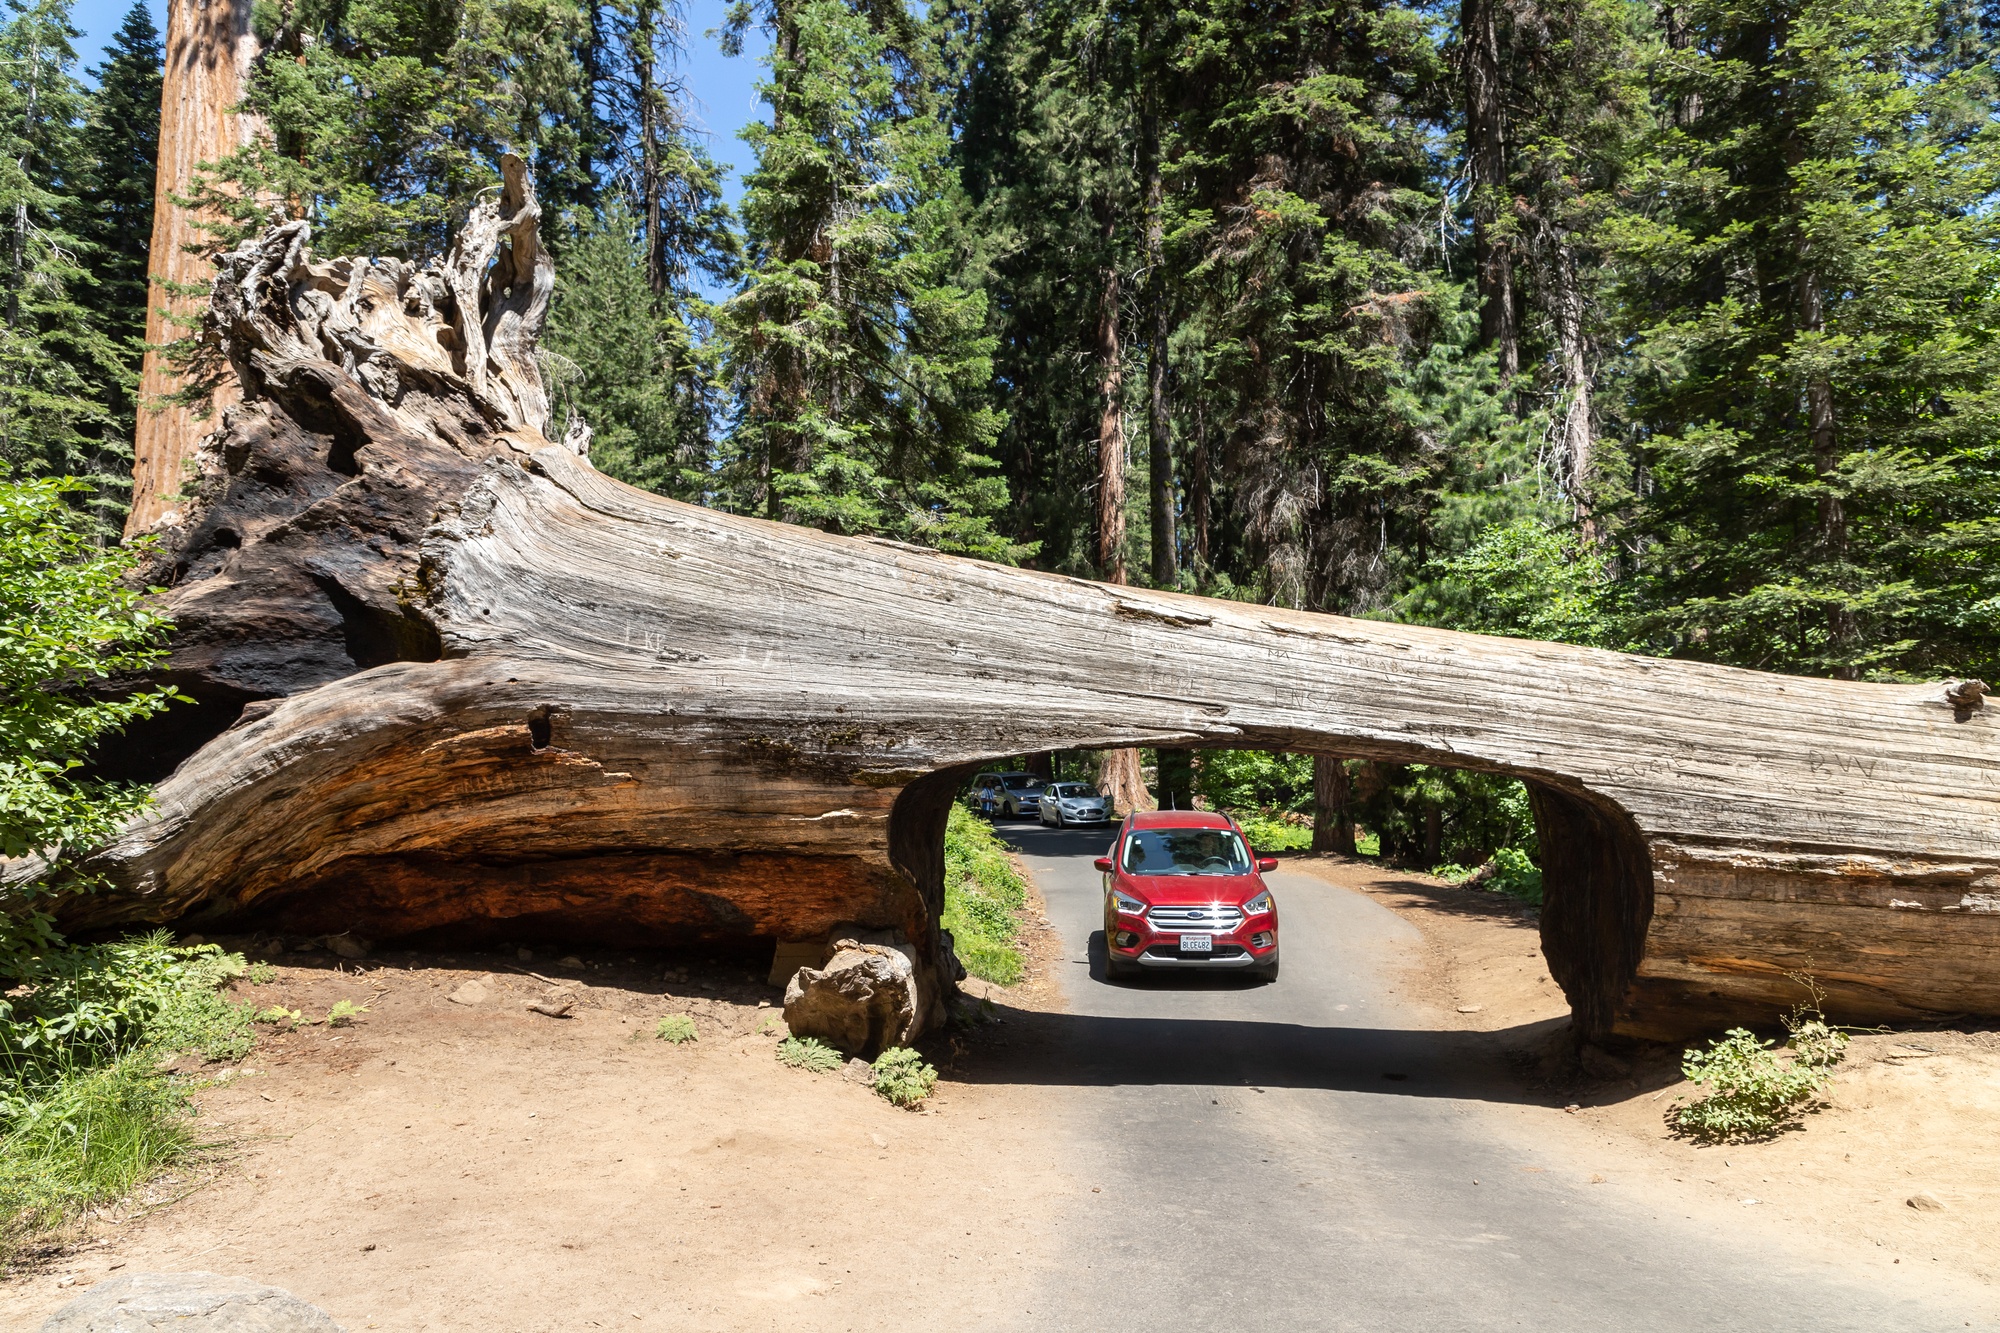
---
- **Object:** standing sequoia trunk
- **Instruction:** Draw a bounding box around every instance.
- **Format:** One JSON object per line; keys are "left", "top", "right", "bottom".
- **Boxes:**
{"left": 23, "top": 208, "right": 2000, "bottom": 1051}
{"left": 1310, "top": 756, "right": 1356, "bottom": 856}
{"left": 128, "top": 0, "right": 264, "bottom": 538}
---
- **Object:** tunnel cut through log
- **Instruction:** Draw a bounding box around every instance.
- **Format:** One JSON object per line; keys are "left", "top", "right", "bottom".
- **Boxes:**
{"left": 20, "top": 196, "right": 2000, "bottom": 1047}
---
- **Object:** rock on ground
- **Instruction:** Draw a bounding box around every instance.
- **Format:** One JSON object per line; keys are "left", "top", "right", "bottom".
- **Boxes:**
{"left": 782, "top": 932, "right": 921, "bottom": 1058}
{"left": 40, "top": 1272, "right": 345, "bottom": 1331}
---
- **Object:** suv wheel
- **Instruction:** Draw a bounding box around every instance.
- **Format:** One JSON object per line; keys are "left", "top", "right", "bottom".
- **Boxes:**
{"left": 1254, "top": 956, "right": 1280, "bottom": 984}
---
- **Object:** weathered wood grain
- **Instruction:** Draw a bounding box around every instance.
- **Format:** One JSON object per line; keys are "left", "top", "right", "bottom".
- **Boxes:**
{"left": 48, "top": 203, "right": 2000, "bottom": 1044}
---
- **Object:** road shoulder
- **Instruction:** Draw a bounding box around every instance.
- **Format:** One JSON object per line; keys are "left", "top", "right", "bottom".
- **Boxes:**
{"left": 1295, "top": 853, "right": 2000, "bottom": 1305}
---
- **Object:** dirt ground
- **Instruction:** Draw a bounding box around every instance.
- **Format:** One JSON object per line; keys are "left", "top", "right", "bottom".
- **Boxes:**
{"left": 8, "top": 856, "right": 2000, "bottom": 1328}
{"left": 0, "top": 927, "right": 1077, "bottom": 1333}
{"left": 1306, "top": 856, "right": 2000, "bottom": 1302}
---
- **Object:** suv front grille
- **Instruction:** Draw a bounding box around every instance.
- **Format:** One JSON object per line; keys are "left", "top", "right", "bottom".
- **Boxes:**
{"left": 1146, "top": 904, "right": 1245, "bottom": 933}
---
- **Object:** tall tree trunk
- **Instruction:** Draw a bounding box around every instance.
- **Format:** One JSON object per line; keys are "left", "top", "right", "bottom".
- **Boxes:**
{"left": 1188, "top": 405, "right": 1210, "bottom": 574}
{"left": 1662, "top": 4, "right": 1703, "bottom": 127}
{"left": 1462, "top": 0, "right": 1516, "bottom": 378}
{"left": 127, "top": 0, "right": 263, "bottom": 537}
{"left": 1310, "top": 755, "right": 1356, "bottom": 855}
{"left": 1796, "top": 265, "right": 1856, "bottom": 677}
{"left": 1094, "top": 226, "right": 1126, "bottom": 586}
{"left": 635, "top": 2, "right": 663, "bottom": 297}
{"left": 1154, "top": 747, "right": 1192, "bottom": 811}
{"left": 1143, "top": 110, "right": 1175, "bottom": 589}
{"left": 1549, "top": 239, "right": 1597, "bottom": 542}
{"left": 1097, "top": 747, "right": 1153, "bottom": 817}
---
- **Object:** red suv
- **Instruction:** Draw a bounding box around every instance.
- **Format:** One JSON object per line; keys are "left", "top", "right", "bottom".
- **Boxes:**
{"left": 1097, "top": 811, "right": 1281, "bottom": 983}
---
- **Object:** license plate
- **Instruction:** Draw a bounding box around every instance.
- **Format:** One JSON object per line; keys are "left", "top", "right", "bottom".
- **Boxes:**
{"left": 1179, "top": 933, "right": 1213, "bottom": 953}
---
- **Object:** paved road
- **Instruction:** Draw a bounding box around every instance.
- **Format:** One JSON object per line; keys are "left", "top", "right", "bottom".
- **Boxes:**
{"left": 995, "top": 821, "right": 1984, "bottom": 1333}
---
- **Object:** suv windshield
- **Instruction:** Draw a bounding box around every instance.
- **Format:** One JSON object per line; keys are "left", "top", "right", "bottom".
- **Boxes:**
{"left": 1001, "top": 775, "right": 1042, "bottom": 791}
{"left": 1121, "top": 829, "right": 1251, "bottom": 876}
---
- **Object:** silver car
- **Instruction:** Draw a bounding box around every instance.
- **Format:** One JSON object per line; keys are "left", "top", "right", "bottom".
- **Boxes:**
{"left": 1038, "top": 782, "right": 1109, "bottom": 827}
{"left": 968, "top": 771, "right": 1046, "bottom": 819}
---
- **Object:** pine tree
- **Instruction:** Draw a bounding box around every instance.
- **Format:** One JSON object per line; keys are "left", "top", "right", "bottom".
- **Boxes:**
{"left": 205, "top": 0, "right": 600, "bottom": 258}
{"left": 0, "top": 0, "right": 126, "bottom": 524}
{"left": 544, "top": 0, "right": 739, "bottom": 498}
{"left": 719, "top": 0, "right": 1017, "bottom": 559}
{"left": 75, "top": 2, "right": 161, "bottom": 449}
{"left": 544, "top": 197, "right": 732, "bottom": 496}
{"left": 1166, "top": 0, "right": 1467, "bottom": 614}
{"left": 1612, "top": 0, "right": 2000, "bottom": 681}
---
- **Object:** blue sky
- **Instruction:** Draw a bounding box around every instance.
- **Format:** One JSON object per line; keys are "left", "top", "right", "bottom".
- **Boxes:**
{"left": 66, "top": 0, "right": 768, "bottom": 204}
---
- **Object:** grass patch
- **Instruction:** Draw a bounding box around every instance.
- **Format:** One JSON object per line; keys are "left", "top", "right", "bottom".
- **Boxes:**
{"left": 655, "top": 1014, "right": 698, "bottom": 1044}
{"left": 775, "top": 1036, "right": 843, "bottom": 1073}
{"left": 871, "top": 1047, "right": 938, "bottom": 1108}
{"left": 942, "top": 805, "right": 1031, "bottom": 985}
{"left": 0, "top": 933, "right": 256, "bottom": 1260}
{"left": 0, "top": 1056, "right": 197, "bottom": 1250}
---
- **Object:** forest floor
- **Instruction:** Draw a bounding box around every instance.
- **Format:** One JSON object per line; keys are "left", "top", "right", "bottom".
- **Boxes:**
{"left": 1305, "top": 857, "right": 2000, "bottom": 1296}
{"left": 0, "top": 929, "right": 1080, "bottom": 1332}
{"left": 4, "top": 857, "right": 1996, "bottom": 1329}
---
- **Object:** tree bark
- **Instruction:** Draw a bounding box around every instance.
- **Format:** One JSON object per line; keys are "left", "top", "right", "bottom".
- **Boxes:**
{"left": 1310, "top": 756, "right": 1356, "bottom": 856}
{"left": 1143, "top": 109, "right": 1176, "bottom": 590}
{"left": 36, "top": 207, "right": 2000, "bottom": 1051}
{"left": 1796, "top": 265, "right": 1857, "bottom": 676}
{"left": 1096, "top": 747, "right": 1154, "bottom": 818}
{"left": 1462, "top": 0, "right": 1517, "bottom": 379}
{"left": 1094, "top": 233, "right": 1126, "bottom": 586}
{"left": 1548, "top": 239, "right": 1598, "bottom": 542}
{"left": 127, "top": 0, "right": 264, "bottom": 537}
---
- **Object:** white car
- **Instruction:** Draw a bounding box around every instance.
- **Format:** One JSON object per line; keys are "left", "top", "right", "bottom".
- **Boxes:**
{"left": 1038, "top": 782, "right": 1109, "bottom": 826}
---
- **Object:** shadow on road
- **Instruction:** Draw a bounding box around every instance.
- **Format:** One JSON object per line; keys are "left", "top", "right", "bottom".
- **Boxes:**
{"left": 949, "top": 1002, "right": 1575, "bottom": 1105}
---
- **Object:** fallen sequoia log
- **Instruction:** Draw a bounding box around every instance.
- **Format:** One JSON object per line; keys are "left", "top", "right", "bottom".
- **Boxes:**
{"left": 28, "top": 184, "right": 2000, "bottom": 1045}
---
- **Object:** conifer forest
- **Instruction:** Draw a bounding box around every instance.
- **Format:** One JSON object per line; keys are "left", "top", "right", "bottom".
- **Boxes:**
{"left": 0, "top": 0, "right": 1996, "bottom": 857}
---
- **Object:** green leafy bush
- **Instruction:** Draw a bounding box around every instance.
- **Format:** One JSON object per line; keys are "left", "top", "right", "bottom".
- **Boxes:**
{"left": 775, "top": 1036, "right": 843, "bottom": 1073}
{"left": 1238, "top": 813, "right": 1311, "bottom": 853}
{"left": 1194, "top": 751, "right": 1312, "bottom": 814}
{"left": 1669, "top": 1029, "right": 1833, "bottom": 1141}
{"left": 871, "top": 1047, "right": 938, "bottom": 1108}
{"left": 655, "top": 1014, "right": 698, "bottom": 1044}
{"left": 1671, "top": 978, "right": 1851, "bottom": 1143}
{"left": 941, "top": 805, "right": 1030, "bottom": 985}
{"left": 0, "top": 477, "right": 180, "bottom": 871}
{"left": 1433, "top": 845, "right": 1544, "bottom": 906}
{"left": 0, "top": 935, "right": 252, "bottom": 1118}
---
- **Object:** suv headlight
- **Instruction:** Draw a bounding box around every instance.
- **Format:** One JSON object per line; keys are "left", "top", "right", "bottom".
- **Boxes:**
{"left": 1110, "top": 890, "right": 1148, "bottom": 917}
{"left": 1243, "top": 890, "right": 1275, "bottom": 916}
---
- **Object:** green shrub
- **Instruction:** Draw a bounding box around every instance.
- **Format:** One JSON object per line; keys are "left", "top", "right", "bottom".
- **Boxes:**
{"left": 871, "top": 1047, "right": 938, "bottom": 1108}
{"left": 1670, "top": 1017, "right": 1849, "bottom": 1143}
{"left": 775, "top": 1036, "right": 843, "bottom": 1073}
{"left": 1194, "top": 751, "right": 1312, "bottom": 813}
{"left": 325, "top": 1000, "right": 368, "bottom": 1028}
{"left": 941, "top": 805, "right": 1029, "bottom": 985}
{"left": 655, "top": 1014, "right": 697, "bottom": 1044}
{"left": 1238, "top": 814, "right": 1311, "bottom": 853}
{"left": 1433, "top": 846, "right": 1544, "bottom": 906}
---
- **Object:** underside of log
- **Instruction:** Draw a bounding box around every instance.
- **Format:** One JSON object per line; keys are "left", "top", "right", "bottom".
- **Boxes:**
{"left": 40, "top": 191, "right": 2000, "bottom": 1045}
